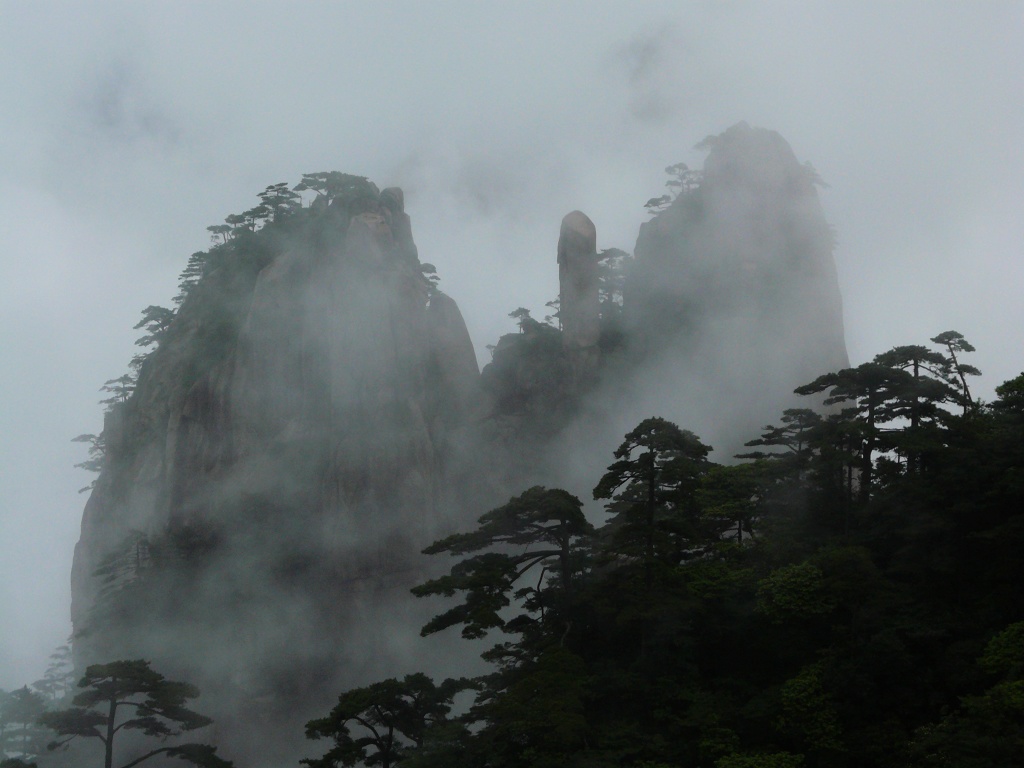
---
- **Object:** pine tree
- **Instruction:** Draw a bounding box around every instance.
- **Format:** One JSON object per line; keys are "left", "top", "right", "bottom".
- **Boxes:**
{"left": 39, "top": 660, "right": 231, "bottom": 768}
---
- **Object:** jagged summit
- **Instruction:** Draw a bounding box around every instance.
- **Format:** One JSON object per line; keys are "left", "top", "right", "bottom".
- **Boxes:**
{"left": 72, "top": 182, "right": 481, "bottom": 752}
{"left": 70, "top": 127, "right": 851, "bottom": 764}
{"left": 622, "top": 121, "right": 849, "bottom": 452}
{"left": 558, "top": 210, "right": 601, "bottom": 382}
{"left": 477, "top": 122, "right": 849, "bottom": 475}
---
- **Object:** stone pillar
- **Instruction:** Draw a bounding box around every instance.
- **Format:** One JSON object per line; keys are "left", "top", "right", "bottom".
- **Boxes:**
{"left": 557, "top": 210, "right": 600, "bottom": 382}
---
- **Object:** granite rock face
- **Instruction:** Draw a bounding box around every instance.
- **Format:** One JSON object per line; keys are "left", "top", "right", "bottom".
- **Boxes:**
{"left": 71, "top": 127, "right": 852, "bottom": 763}
{"left": 558, "top": 210, "right": 601, "bottom": 383}
{"left": 71, "top": 185, "right": 480, "bottom": 721}
{"left": 623, "top": 122, "right": 850, "bottom": 452}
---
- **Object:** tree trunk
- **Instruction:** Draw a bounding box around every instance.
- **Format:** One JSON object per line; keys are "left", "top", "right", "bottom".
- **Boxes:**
{"left": 105, "top": 697, "right": 116, "bottom": 768}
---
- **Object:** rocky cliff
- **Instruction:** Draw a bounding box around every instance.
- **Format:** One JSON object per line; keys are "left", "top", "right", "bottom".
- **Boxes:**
{"left": 618, "top": 121, "right": 849, "bottom": 452}
{"left": 476, "top": 123, "right": 849, "bottom": 486}
{"left": 71, "top": 180, "right": 481, "bottom": 759}
{"left": 71, "top": 124, "right": 851, "bottom": 763}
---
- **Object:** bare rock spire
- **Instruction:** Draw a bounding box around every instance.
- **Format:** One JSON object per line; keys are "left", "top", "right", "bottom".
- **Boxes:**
{"left": 557, "top": 210, "right": 600, "bottom": 381}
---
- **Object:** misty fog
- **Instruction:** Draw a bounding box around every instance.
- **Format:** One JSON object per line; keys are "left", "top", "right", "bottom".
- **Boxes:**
{"left": 1, "top": 4, "right": 1022, "bottom": 766}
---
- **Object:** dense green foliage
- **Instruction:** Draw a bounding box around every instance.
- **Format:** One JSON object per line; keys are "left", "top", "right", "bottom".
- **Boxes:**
{"left": 307, "top": 334, "right": 1024, "bottom": 768}
{"left": 303, "top": 675, "right": 471, "bottom": 768}
{"left": 50, "top": 169, "right": 1021, "bottom": 766}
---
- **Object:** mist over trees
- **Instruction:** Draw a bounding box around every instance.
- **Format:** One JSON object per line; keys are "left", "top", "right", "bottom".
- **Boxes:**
{"left": 304, "top": 336, "right": 1024, "bottom": 768}
{"left": 19, "top": 123, "right": 1016, "bottom": 767}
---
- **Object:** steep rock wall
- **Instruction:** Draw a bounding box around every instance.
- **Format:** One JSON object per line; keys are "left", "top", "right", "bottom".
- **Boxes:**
{"left": 69, "top": 127, "right": 853, "bottom": 762}
{"left": 557, "top": 210, "right": 601, "bottom": 389}
{"left": 71, "top": 185, "right": 480, "bottom": 689}
{"left": 622, "top": 122, "right": 850, "bottom": 453}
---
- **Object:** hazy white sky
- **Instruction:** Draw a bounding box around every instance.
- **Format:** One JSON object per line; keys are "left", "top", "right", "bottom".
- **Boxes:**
{"left": 1, "top": 1, "right": 1022, "bottom": 688}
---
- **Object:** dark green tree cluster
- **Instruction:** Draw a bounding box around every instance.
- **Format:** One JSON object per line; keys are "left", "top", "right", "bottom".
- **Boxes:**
{"left": 645, "top": 162, "right": 702, "bottom": 214}
{"left": 302, "top": 675, "right": 471, "bottom": 768}
{"left": 0, "top": 687, "right": 47, "bottom": 763}
{"left": 38, "top": 660, "right": 231, "bottom": 768}
{"left": 306, "top": 332, "right": 1024, "bottom": 768}
{"left": 595, "top": 248, "right": 632, "bottom": 350}
{"left": 2, "top": 642, "right": 78, "bottom": 765}
{"left": 4, "top": 649, "right": 229, "bottom": 768}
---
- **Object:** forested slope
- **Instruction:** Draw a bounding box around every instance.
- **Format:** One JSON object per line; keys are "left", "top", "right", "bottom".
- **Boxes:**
{"left": 307, "top": 338, "right": 1024, "bottom": 768}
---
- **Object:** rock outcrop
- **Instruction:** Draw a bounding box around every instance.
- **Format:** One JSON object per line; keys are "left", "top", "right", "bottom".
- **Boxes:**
{"left": 622, "top": 122, "right": 850, "bottom": 452}
{"left": 71, "top": 184, "right": 481, "bottom": 753}
{"left": 558, "top": 210, "right": 601, "bottom": 384}
{"left": 70, "top": 126, "right": 852, "bottom": 764}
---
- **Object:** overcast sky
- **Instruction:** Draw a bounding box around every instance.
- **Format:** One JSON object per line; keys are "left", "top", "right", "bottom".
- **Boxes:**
{"left": 1, "top": 1, "right": 1021, "bottom": 689}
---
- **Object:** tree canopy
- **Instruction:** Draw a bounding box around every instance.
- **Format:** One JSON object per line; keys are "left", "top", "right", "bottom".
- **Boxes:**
{"left": 39, "top": 660, "right": 232, "bottom": 768}
{"left": 303, "top": 675, "right": 470, "bottom": 768}
{"left": 300, "top": 331, "right": 1024, "bottom": 768}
